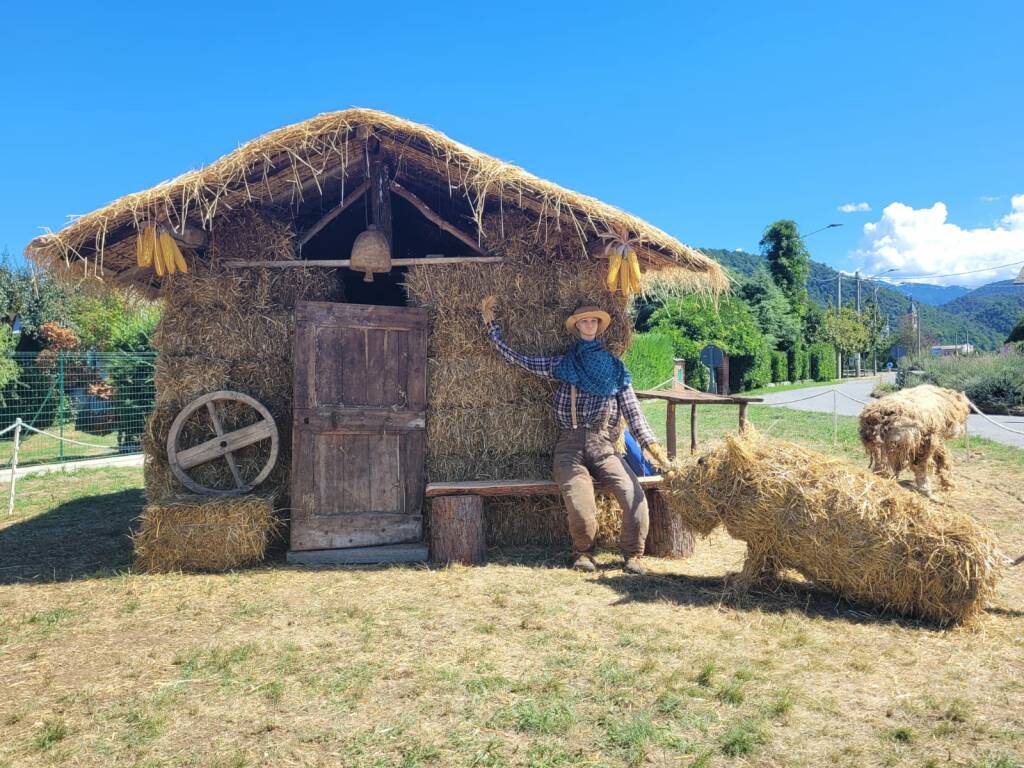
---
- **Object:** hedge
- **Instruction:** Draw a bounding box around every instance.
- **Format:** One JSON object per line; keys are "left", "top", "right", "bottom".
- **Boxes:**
{"left": 770, "top": 350, "right": 788, "bottom": 382}
{"left": 623, "top": 332, "right": 676, "bottom": 390}
{"left": 808, "top": 342, "right": 837, "bottom": 382}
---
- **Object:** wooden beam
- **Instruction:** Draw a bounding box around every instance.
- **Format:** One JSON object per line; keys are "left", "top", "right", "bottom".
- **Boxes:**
{"left": 222, "top": 255, "right": 503, "bottom": 268}
{"left": 690, "top": 403, "right": 698, "bottom": 454}
{"left": 389, "top": 180, "right": 486, "bottom": 256}
{"left": 666, "top": 402, "right": 677, "bottom": 460}
{"left": 296, "top": 180, "right": 369, "bottom": 251}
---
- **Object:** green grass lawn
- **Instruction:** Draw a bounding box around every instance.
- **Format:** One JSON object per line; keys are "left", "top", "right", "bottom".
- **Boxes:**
{"left": 0, "top": 426, "right": 121, "bottom": 468}
{"left": 0, "top": 412, "right": 1022, "bottom": 768}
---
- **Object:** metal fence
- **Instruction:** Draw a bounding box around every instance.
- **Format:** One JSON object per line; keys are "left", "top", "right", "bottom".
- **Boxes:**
{"left": 0, "top": 351, "right": 156, "bottom": 467}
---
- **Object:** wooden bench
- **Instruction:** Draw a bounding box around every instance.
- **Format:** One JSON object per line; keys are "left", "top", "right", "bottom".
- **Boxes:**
{"left": 424, "top": 475, "right": 692, "bottom": 564}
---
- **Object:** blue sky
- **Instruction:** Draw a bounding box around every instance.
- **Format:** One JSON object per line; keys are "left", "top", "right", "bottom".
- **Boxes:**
{"left": 2, "top": 1, "right": 1021, "bottom": 286}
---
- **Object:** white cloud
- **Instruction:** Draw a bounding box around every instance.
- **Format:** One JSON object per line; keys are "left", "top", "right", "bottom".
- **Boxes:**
{"left": 980, "top": 195, "right": 1002, "bottom": 202}
{"left": 853, "top": 195, "right": 1024, "bottom": 286}
{"left": 838, "top": 202, "right": 871, "bottom": 213}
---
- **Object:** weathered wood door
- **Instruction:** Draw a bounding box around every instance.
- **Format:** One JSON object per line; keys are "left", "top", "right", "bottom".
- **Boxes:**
{"left": 290, "top": 302, "right": 427, "bottom": 551}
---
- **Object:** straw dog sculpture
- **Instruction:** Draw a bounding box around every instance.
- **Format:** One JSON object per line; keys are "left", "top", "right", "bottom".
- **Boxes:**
{"left": 662, "top": 429, "right": 1002, "bottom": 625}
{"left": 858, "top": 384, "right": 970, "bottom": 497}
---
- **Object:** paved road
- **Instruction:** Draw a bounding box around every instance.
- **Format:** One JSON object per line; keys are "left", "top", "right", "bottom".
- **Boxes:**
{"left": 755, "top": 376, "right": 1024, "bottom": 450}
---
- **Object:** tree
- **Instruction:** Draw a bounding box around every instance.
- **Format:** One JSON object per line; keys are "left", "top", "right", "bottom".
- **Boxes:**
{"left": 650, "top": 295, "right": 772, "bottom": 390}
{"left": 862, "top": 298, "right": 893, "bottom": 370}
{"left": 759, "top": 220, "right": 810, "bottom": 312}
{"left": 738, "top": 269, "right": 801, "bottom": 350}
{"left": 818, "top": 307, "right": 869, "bottom": 357}
{"left": 1007, "top": 316, "right": 1024, "bottom": 344}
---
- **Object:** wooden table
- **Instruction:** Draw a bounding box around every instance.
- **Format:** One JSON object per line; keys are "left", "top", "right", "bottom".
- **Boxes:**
{"left": 634, "top": 389, "right": 764, "bottom": 457}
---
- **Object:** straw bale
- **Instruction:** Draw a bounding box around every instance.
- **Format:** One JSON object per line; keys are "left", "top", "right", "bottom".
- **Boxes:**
{"left": 426, "top": 451, "right": 554, "bottom": 484}
{"left": 859, "top": 384, "right": 970, "bottom": 494}
{"left": 480, "top": 494, "right": 621, "bottom": 549}
{"left": 154, "top": 356, "right": 230, "bottom": 408}
{"left": 428, "top": 355, "right": 554, "bottom": 408}
{"left": 427, "top": 404, "right": 557, "bottom": 458}
{"left": 153, "top": 305, "right": 294, "bottom": 362}
{"left": 133, "top": 495, "right": 278, "bottom": 573}
{"left": 663, "top": 428, "right": 1002, "bottom": 625}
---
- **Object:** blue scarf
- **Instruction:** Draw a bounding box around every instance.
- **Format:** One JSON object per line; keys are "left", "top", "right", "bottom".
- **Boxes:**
{"left": 553, "top": 339, "right": 631, "bottom": 396}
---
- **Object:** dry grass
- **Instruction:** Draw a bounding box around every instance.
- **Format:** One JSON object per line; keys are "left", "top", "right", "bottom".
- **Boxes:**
{"left": 25, "top": 108, "right": 727, "bottom": 296}
{"left": 0, "top": 431, "right": 1022, "bottom": 767}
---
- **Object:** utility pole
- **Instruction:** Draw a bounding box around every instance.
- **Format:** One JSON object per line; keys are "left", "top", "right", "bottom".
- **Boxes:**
{"left": 836, "top": 273, "right": 842, "bottom": 378}
{"left": 855, "top": 271, "right": 862, "bottom": 377}
{"left": 916, "top": 302, "right": 922, "bottom": 356}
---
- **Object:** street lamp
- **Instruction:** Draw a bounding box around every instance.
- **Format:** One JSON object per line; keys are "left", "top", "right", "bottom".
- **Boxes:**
{"left": 800, "top": 223, "right": 843, "bottom": 240}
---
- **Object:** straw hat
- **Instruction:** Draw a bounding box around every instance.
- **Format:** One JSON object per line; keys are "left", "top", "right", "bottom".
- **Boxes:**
{"left": 564, "top": 304, "right": 612, "bottom": 336}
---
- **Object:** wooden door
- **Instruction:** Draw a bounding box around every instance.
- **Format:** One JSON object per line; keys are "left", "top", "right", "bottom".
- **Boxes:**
{"left": 290, "top": 302, "right": 427, "bottom": 551}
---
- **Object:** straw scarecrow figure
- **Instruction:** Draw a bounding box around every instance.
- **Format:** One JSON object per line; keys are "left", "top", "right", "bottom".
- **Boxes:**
{"left": 480, "top": 295, "right": 670, "bottom": 574}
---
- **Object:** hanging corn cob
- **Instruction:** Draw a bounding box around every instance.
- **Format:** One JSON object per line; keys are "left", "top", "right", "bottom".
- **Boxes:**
{"left": 598, "top": 224, "right": 644, "bottom": 296}
{"left": 134, "top": 224, "right": 188, "bottom": 275}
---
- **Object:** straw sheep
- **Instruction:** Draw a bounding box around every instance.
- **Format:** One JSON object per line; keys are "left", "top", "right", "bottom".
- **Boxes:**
{"left": 662, "top": 429, "right": 1003, "bottom": 625}
{"left": 858, "top": 384, "right": 970, "bottom": 497}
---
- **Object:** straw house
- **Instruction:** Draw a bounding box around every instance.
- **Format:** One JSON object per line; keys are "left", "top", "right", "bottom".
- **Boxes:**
{"left": 27, "top": 108, "right": 726, "bottom": 562}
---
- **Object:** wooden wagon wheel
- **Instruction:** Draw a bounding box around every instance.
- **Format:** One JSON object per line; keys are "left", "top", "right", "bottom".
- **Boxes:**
{"left": 166, "top": 390, "right": 279, "bottom": 496}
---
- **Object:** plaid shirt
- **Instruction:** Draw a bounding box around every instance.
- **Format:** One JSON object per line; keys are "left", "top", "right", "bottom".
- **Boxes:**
{"left": 486, "top": 321, "right": 658, "bottom": 449}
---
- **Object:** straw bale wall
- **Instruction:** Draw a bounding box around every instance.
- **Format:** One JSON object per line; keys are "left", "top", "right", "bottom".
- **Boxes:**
{"left": 143, "top": 206, "right": 342, "bottom": 507}
{"left": 407, "top": 212, "right": 632, "bottom": 548}
{"left": 143, "top": 207, "right": 633, "bottom": 550}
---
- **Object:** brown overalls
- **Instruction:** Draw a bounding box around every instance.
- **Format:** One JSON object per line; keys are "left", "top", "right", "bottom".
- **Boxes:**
{"left": 552, "top": 386, "right": 649, "bottom": 557}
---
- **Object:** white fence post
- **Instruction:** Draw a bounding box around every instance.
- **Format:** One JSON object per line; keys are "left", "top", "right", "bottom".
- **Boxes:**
{"left": 7, "top": 418, "right": 23, "bottom": 516}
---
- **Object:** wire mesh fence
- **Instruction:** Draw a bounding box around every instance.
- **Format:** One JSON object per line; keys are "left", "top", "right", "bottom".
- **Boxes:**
{"left": 0, "top": 351, "right": 155, "bottom": 467}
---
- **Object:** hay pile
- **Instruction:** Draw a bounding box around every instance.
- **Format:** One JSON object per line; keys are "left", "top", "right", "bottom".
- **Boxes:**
{"left": 663, "top": 429, "right": 1003, "bottom": 625}
{"left": 144, "top": 206, "right": 342, "bottom": 504}
{"left": 133, "top": 495, "right": 277, "bottom": 572}
{"left": 407, "top": 212, "right": 631, "bottom": 547}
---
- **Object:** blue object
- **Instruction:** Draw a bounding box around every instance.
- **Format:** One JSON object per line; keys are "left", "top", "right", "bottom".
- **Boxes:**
{"left": 552, "top": 339, "right": 631, "bottom": 396}
{"left": 622, "top": 429, "right": 656, "bottom": 477}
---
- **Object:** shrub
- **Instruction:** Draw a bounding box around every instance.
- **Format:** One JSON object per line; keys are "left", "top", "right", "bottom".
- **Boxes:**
{"left": 788, "top": 344, "right": 809, "bottom": 382}
{"left": 808, "top": 343, "right": 837, "bottom": 382}
{"left": 898, "top": 354, "right": 1024, "bottom": 414}
{"left": 770, "top": 350, "right": 788, "bottom": 383}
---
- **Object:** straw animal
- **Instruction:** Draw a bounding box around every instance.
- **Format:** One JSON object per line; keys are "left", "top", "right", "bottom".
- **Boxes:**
{"left": 859, "top": 384, "right": 969, "bottom": 497}
{"left": 662, "top": 429, "right": 1003, "bottom": 625}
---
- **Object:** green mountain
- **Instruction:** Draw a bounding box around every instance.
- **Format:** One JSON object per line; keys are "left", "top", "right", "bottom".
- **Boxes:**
{"left": 892, "top": 282, "right": 970, "bottom": 305}
{"left": 702, "top": 248, "right": 1007, "bottom": 350}
{"left": 941, "top": 280, "right": 1024, "bottom": 337}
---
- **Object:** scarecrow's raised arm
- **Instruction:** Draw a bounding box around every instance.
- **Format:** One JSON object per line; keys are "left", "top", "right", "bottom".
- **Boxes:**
{"left": 479, "top": 295, "right": 561, "bottom": 379}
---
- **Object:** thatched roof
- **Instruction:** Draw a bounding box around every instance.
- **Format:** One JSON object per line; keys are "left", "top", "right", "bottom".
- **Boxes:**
{"left": 25, "top": 108, "right": 727, "bottom": 294}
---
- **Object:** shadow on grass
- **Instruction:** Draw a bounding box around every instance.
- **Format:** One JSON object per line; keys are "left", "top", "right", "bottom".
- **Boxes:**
{"left": 0, "top": 489, "right": 144, "bottom": 584}
{"left": 596, "top": 571, "right": 960, "bottom": 631}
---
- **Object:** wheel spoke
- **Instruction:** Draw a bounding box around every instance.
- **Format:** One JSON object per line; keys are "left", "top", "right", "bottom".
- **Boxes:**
{"left": 207, "top": 401, "right": 245, "bottom": 489}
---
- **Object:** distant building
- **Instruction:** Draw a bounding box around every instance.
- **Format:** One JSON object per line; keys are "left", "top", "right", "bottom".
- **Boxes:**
{"left": 929, "top": 343, "right": 974, "bottom": 356}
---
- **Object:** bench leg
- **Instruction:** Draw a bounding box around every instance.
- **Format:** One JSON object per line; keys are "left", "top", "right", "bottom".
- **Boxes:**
{"left": 430, "top": 494, "right": 486, "bottom": 565}
{"left": 644, "top": 489, "right": 695, "bottom": 559}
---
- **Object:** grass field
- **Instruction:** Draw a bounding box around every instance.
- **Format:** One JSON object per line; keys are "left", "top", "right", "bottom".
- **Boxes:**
{"left": 1, "top": 407, "right": 1022, "bottom": 767}
{"left": 0, "top": 426, "right": 121, "bottom": 467}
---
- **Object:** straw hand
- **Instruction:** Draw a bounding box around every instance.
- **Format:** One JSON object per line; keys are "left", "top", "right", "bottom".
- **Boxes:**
{"left": 480, "top": 295, "right": 498, "bottom": 324}
{"left": 644, "top": 443, "right": 672, "bottom": 471}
